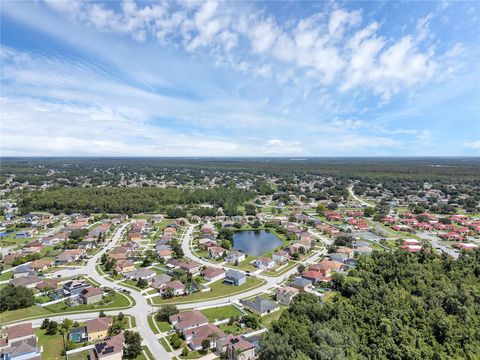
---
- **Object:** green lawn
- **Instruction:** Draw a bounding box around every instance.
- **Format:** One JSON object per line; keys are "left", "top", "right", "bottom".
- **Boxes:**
{"left": 159, "top": 337, "right": 172, "bottom": 352}
{"left": 150, "top": 277, "right": 265, "bottom": 305}
{"left": 119, "top": 279, "right": 143, "bottom": 291}
{"left": 200, "top": 305, "right": 242, "bottom": 322}
{"left": 1, "top": 291, "right": 133, "bottom": 324}
{"left": 142, "top": 346, "right": 155, "bottom": 360}
{"left": 68, "top": 351, "right": 89, "bottom": 360}
{"left": 262, "top": 261, "right": 297, "bottom": 276}
{"left": 180, "top": 350, "right": 209, "bottom": 359}
{"left": 36, "top": 328, "right": 65, "bottom": 360}
{"left": 226, "top": 256, "right": 257, "bottom": 271}
{"left": 148, "top": 313, "right": 171, "bottom": 333}
{"left": 0, "top": 271, "right": 12, "bottom": 281}
{"left": 219, "top": 322, "right": 245, "bottom": 335}
{"left": 261, "top": 306, "right": 287, "bottom": 329}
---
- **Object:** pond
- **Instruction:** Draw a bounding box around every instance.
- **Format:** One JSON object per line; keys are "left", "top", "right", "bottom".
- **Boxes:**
{"left": 233, "top": 230, "right": 283, "bottom": 256}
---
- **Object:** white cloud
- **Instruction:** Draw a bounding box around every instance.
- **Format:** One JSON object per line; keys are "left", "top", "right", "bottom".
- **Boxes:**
{"left": 39, "top": 0, "right": 461, "bottom": 100}
{"left": 465, "top": 140, "right": 480, "bottom": 149}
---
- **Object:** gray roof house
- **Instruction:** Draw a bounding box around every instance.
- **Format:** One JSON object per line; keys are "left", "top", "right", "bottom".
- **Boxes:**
{"left": 150, "top": 274, "right": 172, "bottom": 289}
{"left": 224, "top": 270, "right": 246, "bottom": 286}
{"left": 240, "top": 296, "right": 279, "bottom": 316}
{"left": 124, "top": 268, "right": 156, "bottom": 281}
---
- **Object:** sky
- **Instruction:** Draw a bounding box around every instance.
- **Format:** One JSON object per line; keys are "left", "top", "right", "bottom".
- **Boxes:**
{"left": 1, "top": 0, "right": 479, "bottom": 157}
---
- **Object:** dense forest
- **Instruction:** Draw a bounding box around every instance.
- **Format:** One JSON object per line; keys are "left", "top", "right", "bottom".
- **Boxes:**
{"left": 260, "top": 250, "right": 480, "bottom": 360}
{"left": 19, "top": 187, "right": 254, "bottom": 215}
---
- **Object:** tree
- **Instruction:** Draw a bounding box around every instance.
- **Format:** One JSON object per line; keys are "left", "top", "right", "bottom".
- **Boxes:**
{"left": 0, "top": 286, "right": 35, "bottom": 311}
{"left": 99, "top": 310, "right": 107, "bottom": 318}
{"left": 363, "top": 207, "right": 375, "bottom": 217}
{"left": 169, "top": 334, "right": 183, "bottom": 349}
{"left": 155, "top": 304, "right": 179, "bottom": 322}
{"left": 201, "top": 339, "right": 210, "bottom": 352}
{"left": 46, "top": 321, "right": 58, "bottom": 335}
{"left": 60, "top": 318, "right": 73, "bottom": 335}
{"left": 242, "top": 315, "right": 260, "bottom": 329}
{"left": 136, "top": 278, "right": 148, "bottom": 288}
{"left": 298, "top": 264, "right": 306, "bottom": 273}
{"left": 181, "top": 346, "right": 190, "bottom": 357}
{"left": 40, "top": 318, "right": 50, "bottom": 330}
{"left": 123, "top": 331, "right": 142, "bottom": 359}
{"left": 100, "top": 253, "right": 108, "bottom": 265}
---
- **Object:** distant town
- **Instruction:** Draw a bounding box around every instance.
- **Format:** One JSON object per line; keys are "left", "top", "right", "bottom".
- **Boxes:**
{"left": 0, "top": 158, "right": 479, "bottom": 360}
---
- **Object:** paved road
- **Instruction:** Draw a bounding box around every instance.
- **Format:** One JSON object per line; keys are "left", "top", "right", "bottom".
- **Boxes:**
{"left": 348, "top": 185, "right": 374, "bottom": 207}
{"left": 38, "top": 222, "right": 171, "bottom": 360}
{"left": 417, "top": 232, "right": 459, "bottom": 259}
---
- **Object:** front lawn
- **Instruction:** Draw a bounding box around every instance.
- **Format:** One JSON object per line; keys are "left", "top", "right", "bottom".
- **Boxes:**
{"left": 150, "top": 277, "right": 265, "bottom": 305}
{"left": 200, "top": 305, "right": 242, "bottom": 322}
{"left": 1, "top": 291, "right": 133, "bottom": 324}
{"left": 36, "top": 328, "right": 64, "bottom": 360}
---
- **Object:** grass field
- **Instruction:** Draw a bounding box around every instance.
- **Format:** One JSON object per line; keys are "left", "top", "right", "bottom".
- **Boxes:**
{"left": 36, "top": 328, "right": 64, "bottom": 360}
{"left": 1, "top": 291, "right": 133, "bottom": 324}
{"left": 159, "top": 337, "right": 172, "bottom": 352}
{"left": 150, "top": 277, "right": 265, "bottom": 305}
{"left": 261, "top": 305, "right": 287, "bottom": 329}
{"left": 200, "top": 305, "right": 242, "bottom": 322}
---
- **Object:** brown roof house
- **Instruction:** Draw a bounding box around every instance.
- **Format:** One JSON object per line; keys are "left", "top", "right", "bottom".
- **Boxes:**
{"left": 169, "top": 310, "right": 208, "bottom": 331}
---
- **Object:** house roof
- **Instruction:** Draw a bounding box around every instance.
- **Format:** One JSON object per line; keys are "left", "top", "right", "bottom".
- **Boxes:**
{"left": 94, "top": 333, "right": 125, "bottom": 357}
{"left": 80, "top": 287, "right": 103, "bottom": 298}
{"left": 183, "top": 323, "right": 225, "bottom": 347}
{"left": 241, "top": 296, "right": 279, "bottom": 314}
{"left": 225, "top": 269, "right": 246, "bottom": 280}
{"left": 256, "top": 257, "right": 274, "bottom": 264}
{"left": 9, "top": 337, "right": 38, "bottom": 357}
{"left": 291, "top": 277, "right": 312, "bottom": 288}
{"left": 10, "top": 275, "right": 42, "bottom": 287}
{"left": 6, "top": 323, "right": 34, "bottom": 340}
{"left": 169, "top": 310, "right": 208, "bottom": 330}
{"left": 86, "top": 317, "right": 112, "bottom": 334}
{"left": 226, "top": 335, "right": 255, "bottom": 352}
{"left": 125, "top": 268, "right": 155, "bottom": 279}
{"left": 165, "top": 280, "right": 185, "bottom": 290}
{"left": 202, "top": 267, "right": 225, "bottom": 278}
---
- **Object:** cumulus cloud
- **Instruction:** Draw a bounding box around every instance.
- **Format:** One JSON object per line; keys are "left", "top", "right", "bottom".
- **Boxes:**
{"left": 40, "top": 0, "right": 461, "bottom": 100}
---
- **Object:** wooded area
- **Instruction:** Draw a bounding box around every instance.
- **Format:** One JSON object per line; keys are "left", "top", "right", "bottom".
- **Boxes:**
{"left": 259, "top": 250, "right": 480, "bottom": 360}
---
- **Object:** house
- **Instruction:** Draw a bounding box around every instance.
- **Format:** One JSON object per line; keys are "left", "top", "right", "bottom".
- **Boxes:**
{"left": 23, "top": 241, "right": 43, "bottom": 254}
{"left": 86, "top": 317, "right": 113, "bottom": 341}
{"left": 272, "top": 250, "right": 289, "bottom": 264}
{"left": 290, "top": 277, "right": 312, "bottom": 292}
{"left": 168, "top": 259, "right": 202, "bottom": 275}
{"left": 3, "top": 253, "right": 22, "bottom": 265}
{"left": 183, "top": 323, "right": 225, "bottom": 350}
{"left": 224, "top": 270, "right": 246, "bottom": 286}
{"left": 329, "top": 252, "right": 348, "bottom": 263}
{"left": 201, "top": 267, "right": 225, "bottom": 282}
{"left": 302, "top": 270, "right": 329, "bottom": 283}
{"left": 89, "top": 333, "right": 124, "bottom": 360}
{"left": 225, "top": 251, "right": 246, "bottom": 263}
{"left": 13, "top": 265, "right": 35, "bottom": 279}
{"left": 150, "top": 274, "right": 172, "bottom": 289}
{"left": 219, "top": 335, "right": 256, "bottom": 360}
{"left": 36, "top": 279, "right": 59, "bottom": 291}
{"left": 79, "top": 287, "right": 103, "bottom": 304}
{"left": 240, "top": 296, "right": 279, "bottom": 317}
{"left": 63, "top": 280, "right": 88, "bottom": 297}
{"left": 169, "top": 310, "right": 209, "bottom": 331}
{"left": 0, "top": 323, "right": 41, "bottom": 360}
{"left": 124, "top": 268, "right": 156, "bottom": 281}
{"left": 29, "top": 259, "right": 53, "bottom": 272}
{"left": 354, "top": 246, "right": 373, "bottom": 256}
{"left": 208, "top": 246, "right": 227, "bottom": 259}
{"left": 276, "top": 286, "right": 299, "bottom": 305}
{"left": 254, "top": 257, "right": 275, "bottom": 270}
{"left": 56, "top": 249, "right": 85, "bottom": 264}
{"left": 162, "top": 281, "right": 186, "bottom": 296}
{"left": 115, "top": 260, "right": 135, "bottom": 273}
{"left": 69, "top": 327, "right": 88, "bottom": 343}
{"left": 10, "top": 275, "right": 42, "bottom": 288}
{"left": 309, "top": 260, "right": 345, "bottom": 276}
{"left": 336, "top": 246, "right": 354, "bottom": 258}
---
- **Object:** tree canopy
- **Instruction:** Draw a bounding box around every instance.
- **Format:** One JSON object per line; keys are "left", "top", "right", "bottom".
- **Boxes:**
{"left": 260, "top": 250, "right": 480, "bottom": 360}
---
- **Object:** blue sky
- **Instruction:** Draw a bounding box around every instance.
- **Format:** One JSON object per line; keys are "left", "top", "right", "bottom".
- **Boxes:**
{"left": 1, "top": 0, "right": 479, "bottom": 156}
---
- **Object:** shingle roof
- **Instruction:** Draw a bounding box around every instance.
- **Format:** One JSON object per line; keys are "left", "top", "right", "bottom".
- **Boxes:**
{"left": 225, "top": 269, "right": 246, "bottom": 280}
{"left": 240, "top": 296, "right": 279, "bottom": 314}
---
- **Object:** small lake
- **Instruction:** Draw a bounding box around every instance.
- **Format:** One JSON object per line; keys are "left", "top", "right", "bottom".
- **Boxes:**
{"left": 233, "top": 230, "right": 283, "bottom": 256}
